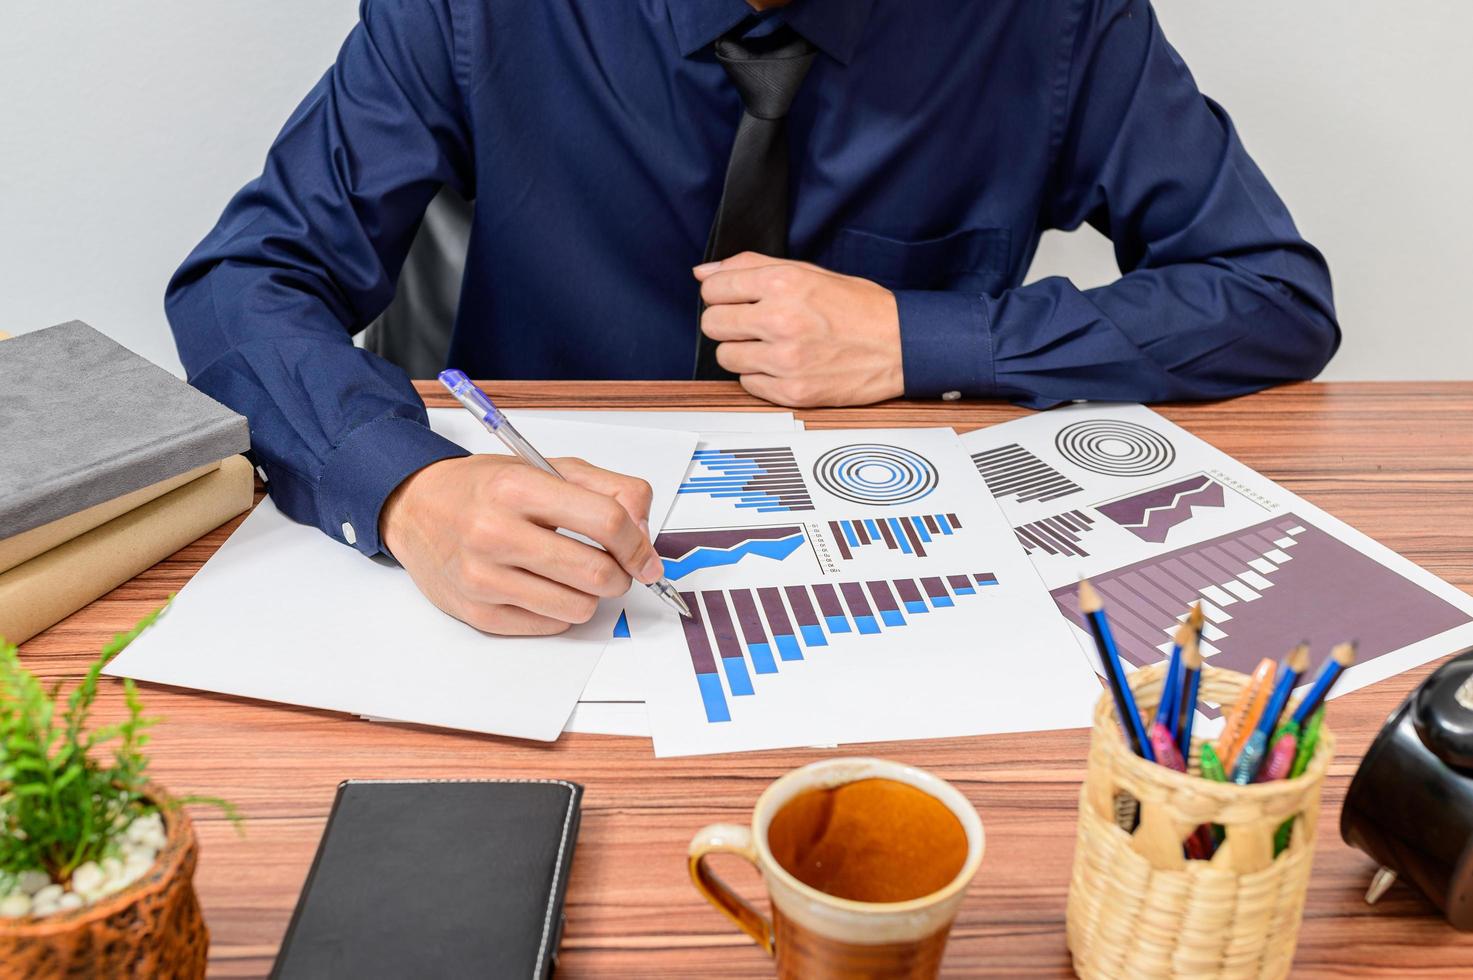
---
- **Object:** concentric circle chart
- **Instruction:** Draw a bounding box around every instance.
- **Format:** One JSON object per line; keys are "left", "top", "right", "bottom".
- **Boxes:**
{"left": 812, "top": 444, "right": 939, "bottom": 506}
{"left": 1054, "top": 419, "right": 1175, "bottom": 477}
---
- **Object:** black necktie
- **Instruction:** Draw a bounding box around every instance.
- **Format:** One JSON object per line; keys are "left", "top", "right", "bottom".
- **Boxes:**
{"left": 694, "top": 26, "right": 817, "bottom": 381}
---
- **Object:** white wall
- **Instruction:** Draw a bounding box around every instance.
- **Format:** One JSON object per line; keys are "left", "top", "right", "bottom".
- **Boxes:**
{"left": 3, "top": 2, "right": 1470, "bottom": 380}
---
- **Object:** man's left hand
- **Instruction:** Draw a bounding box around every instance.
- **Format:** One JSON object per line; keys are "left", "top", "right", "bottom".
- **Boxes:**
{"left": 694, "top": 252, "right": 904, "bottom": 407}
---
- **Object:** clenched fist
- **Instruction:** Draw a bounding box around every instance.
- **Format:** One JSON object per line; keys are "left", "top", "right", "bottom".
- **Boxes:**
{"left": 695, "top": 251, "right": 904, "bottom": 406}
{"left": 380, "top": 454, "right": 665, "bottom": 636}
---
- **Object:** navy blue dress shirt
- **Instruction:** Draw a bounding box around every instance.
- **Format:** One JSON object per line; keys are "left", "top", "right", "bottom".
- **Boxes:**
{"left": 168, "top": 0, "right": 1338, "bottom": 558}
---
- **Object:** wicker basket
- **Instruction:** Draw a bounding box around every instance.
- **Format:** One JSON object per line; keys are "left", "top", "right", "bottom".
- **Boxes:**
{"left": 0, "top": 789, "right": 209, "bottom": 979}
{"left": 1066, "top": 663, "right": 1335, "bottom": 980}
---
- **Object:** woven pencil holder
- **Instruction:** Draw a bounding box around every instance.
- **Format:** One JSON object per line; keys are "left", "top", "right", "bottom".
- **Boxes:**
{"left": 1065, "top": 663, "right": 1335, "bottom": 980}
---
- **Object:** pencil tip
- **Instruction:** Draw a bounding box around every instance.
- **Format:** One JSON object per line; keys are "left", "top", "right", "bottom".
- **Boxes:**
{"left": 1188, "top": 602, "right": 1205, "bottom": 630}
{"left": 1288, "top": 643, "right": 1311, "bottom": 672}
{"left": 1078, "top": 578, "right": 1101, "bottom": 612}
{"left": 1333, "top": 641, "right": 1357, "bottom": 666}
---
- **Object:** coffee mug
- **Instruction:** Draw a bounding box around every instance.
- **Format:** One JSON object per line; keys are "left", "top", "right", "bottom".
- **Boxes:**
{"left": 688, "top": 757, "right": 984, "bottom": 979}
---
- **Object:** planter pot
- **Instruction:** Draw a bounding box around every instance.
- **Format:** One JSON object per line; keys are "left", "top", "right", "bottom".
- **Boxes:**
{"left": 0, "top": 789, "right": 209, "bottom": 979}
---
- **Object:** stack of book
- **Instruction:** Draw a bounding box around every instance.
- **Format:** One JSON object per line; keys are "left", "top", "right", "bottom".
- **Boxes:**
{"left": 0, "top": 321, "right": 253, "bottom": 645}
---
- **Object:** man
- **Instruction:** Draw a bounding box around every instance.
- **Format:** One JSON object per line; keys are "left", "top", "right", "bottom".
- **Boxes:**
{"left": 168, "top": 0, "right": 1337, "bottom": 636}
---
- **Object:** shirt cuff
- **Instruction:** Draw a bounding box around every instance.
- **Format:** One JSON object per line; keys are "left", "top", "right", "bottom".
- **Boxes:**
{"left": 894, "top": 290, "right": 996, "bottom": 399}
{"left": 316, "top": 415, "right": 470, "bottom": 557}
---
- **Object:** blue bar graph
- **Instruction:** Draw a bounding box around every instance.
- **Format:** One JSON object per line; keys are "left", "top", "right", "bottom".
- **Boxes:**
{"left": 829, "top": 513, "right": 962, "bottom": 560}
{"left": 679, "top": 573, "right": 998, "bottom": 725}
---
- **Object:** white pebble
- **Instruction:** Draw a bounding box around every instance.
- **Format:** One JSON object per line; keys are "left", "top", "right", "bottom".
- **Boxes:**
{"left": 30, "top": 898, "right": 58, "bottom": 918}
{"left": 70, "top": 862, "right": 104, "bottom": 895}
{"left": 57, "top": 893, "right": 83, "bottom": 911}
{"left": 0, "top": 894, "right": 32, "bottom": 917}
{"left": 32, "top": 884, "right": 63, "bottom": 905}
{"left": 17, "top": 870, "right": 50, "bottom": 896}
{"left": 101, "top": 857, "right": 124, "bottom": 882}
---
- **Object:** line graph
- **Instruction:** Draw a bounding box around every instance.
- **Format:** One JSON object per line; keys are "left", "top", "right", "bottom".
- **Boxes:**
{"left": 655, "top": 526, "right": 808, "bottom": 580}
{"left": 681, "top": 572, "right": 1001, "bottom": 723}
{"left": 1095, "top": 473, "right": 1225, "bottom": 543}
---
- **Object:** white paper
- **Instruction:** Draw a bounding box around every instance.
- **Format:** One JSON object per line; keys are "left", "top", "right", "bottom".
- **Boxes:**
{"left": 563, "top": 701, "right": 651, "bottom": 736}
{"left": 578, "top": 414, "right": 806, "bottom": 703}
{"left": 624, "top": 427, "right": 1103, "bottom": 756}
{"left": 105, "top": 414, "right": 698, "bottom": 742}
{"left": 510, "top": 409, "right": 797, "bottom": 432}
{"left": 961, "top": 403, "right": 1473, "bottom": 730}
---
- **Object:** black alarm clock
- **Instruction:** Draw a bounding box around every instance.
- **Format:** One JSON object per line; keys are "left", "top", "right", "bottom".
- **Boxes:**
{"left": 1341, "top": 647, "right": 1473, "bottom": 930}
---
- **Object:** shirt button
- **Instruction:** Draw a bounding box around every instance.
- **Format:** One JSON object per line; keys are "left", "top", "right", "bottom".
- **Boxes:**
{"left": 341, "top": 522, "right": 357, "bottom": 546}
{"left": 941, "top": 390, "right": 962, "bottom": 401}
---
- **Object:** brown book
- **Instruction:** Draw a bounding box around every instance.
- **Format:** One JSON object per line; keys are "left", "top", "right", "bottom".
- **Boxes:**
{"left": 0, "top": 463, "right": 219, "bottom": 574}
{"left": 0, "top": 455, "right": 254, "bottom": 646}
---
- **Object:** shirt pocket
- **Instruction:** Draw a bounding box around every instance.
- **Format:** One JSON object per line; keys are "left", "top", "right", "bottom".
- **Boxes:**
{"left": 821, "top": 226, "right": 1011, "bottom": 293}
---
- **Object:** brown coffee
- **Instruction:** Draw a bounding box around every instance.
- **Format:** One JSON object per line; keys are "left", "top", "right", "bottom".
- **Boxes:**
{"left": 766, "top": 778, "right": 968, "bottom": 903}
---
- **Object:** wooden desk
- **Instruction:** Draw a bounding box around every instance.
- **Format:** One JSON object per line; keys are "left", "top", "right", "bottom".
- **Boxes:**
{"left": 18, "top": 381, "right": 1473, "bottom": 977}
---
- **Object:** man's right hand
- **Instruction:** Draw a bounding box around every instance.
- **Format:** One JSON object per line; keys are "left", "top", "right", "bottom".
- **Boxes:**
{"left": 379, "top": 454, "right": 666, "bottom": 636}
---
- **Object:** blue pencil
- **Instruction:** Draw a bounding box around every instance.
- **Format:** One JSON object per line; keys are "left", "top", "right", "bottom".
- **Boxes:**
{"left": 1176, "top": 630, "right": 1203, "bottom": 760}
{"left": 1291, "top": 641, "right": 1356, "bottom": 726}
{"left": 1079, "top": 579, "right": 1154, "bottom": 762}
{"left": 1231, "top": 643, "right": 1310, "bottom": 784}
{"left": 1152, "top": 618, "right": 1190, "bottom": 735}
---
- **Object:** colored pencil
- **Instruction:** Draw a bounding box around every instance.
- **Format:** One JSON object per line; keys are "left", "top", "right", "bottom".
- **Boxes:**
{"left": 1176, "top": 629, "right": 1204, "bottom": 760}
{"left": 1150, "top": 722, "right": 1186, "bottom": 772}
{"left": 1290, "top": 707, "right": 1326, "bottom": 779}
{"left": 1079, "top": 579, "right": 1154, "bottom": 762}
{"left": 1291, "top": 641, "right": 1357, "bottom": 726}
{"left": 1154, "top": 605, "right": 1202, "bottom": 738}
{"left": 1231, "top": 644, "right": 1311, "bottom": 784}
{"left": 1257, "top": 729, "right": 1299, "bottom": 782}
{"left": 1199, "top": 743, "right": 1229, "bottom": 783}
{"left": 1215, "top": 657, "right": 1277, "bottom": 768}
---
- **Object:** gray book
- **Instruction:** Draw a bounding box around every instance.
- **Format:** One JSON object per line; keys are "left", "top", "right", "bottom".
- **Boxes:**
{"left": 0, "top": 321, "right": 250, "bottom": 538}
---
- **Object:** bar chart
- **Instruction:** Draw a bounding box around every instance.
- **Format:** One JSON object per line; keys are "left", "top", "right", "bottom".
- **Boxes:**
{"left": 971, "top": 444, "right": 1082, "bottom": 503}
{"left": 678, "top": 447, "right": 814, "bottom": 512}
{"left": 827, "top": 513, "right": 963, "bottom": 560}
{"left": 1014, "top": 509, "right": 1097, "bottom": 558}
{"left": 680, "top": 572, "right": 1000, "bottom": 723}
{"left": 1050, "top": 513, "right": 1472, "bottom": 696}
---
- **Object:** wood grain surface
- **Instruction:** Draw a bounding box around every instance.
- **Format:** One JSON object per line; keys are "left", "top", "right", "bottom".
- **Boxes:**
{"left": 15, "top": 381, "right": 1473, "bottom": 977}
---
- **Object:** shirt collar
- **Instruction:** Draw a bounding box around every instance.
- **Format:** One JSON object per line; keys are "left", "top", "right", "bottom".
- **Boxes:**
{"left": 667, "top": 0, "right": 876, "bottom": 66}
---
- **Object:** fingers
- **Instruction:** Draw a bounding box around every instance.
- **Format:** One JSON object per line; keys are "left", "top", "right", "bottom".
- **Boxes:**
{"left": 455, "top": 561, "right": 604, "bottom": 624}
{"left": 714, "top": 340, "right": 773, "bottom": 376}
{"left": 553, "top": 456, "right": 654, "bottom": 528}
{"left": 451, "top": 600, "right": 571, "bottom": 637}
{"left": 697, "top": 254, "right": 823, "bottom": 306}
{"left": 499, "top": 523, "right": 634, "bottom": 599}
{"left": 489, "top": 464, "right": 664, "bottom": 584}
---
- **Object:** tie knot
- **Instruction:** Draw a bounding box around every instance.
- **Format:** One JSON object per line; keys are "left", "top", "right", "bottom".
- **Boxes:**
{"left": 715, "top": 27, "right": 817, "bottom": 121}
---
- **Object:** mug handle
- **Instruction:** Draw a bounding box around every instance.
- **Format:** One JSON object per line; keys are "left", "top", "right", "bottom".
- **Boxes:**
{"left": 688, "top": 823, "right": 775, "bottom": 956}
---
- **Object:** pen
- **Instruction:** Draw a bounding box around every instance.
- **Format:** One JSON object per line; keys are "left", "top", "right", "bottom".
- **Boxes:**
{"left": 438, "top": 369, "right": 692, "bottom": 619}
{"left": 1215, "top": 657, "right": 1276, "bottom": 769}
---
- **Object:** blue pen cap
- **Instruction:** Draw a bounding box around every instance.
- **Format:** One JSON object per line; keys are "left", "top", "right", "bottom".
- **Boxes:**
{"left": 438, "top": 369, "right": 505, "bottom": 429}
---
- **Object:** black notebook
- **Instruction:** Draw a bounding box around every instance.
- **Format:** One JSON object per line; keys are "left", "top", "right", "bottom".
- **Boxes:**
{"left": 271, "top": 779, "right": 583, "bottom": 980}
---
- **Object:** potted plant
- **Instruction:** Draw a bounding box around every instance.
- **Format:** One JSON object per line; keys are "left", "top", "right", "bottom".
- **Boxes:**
{"left": 0, "top": 608, "right": 238, "bottom": 978}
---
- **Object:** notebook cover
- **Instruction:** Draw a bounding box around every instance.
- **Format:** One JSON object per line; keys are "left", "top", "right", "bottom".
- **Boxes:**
{"left": 0, "top": 462, "right": 219, "bottom": 574}
{"left": 0, "top": 455, "right": 254, "bottom": 646}
{"left": 0, "top": 320, "right": 250, "bottom": 537}
{"left": 271, "top": 779, "right": 583, "bottom": 980}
